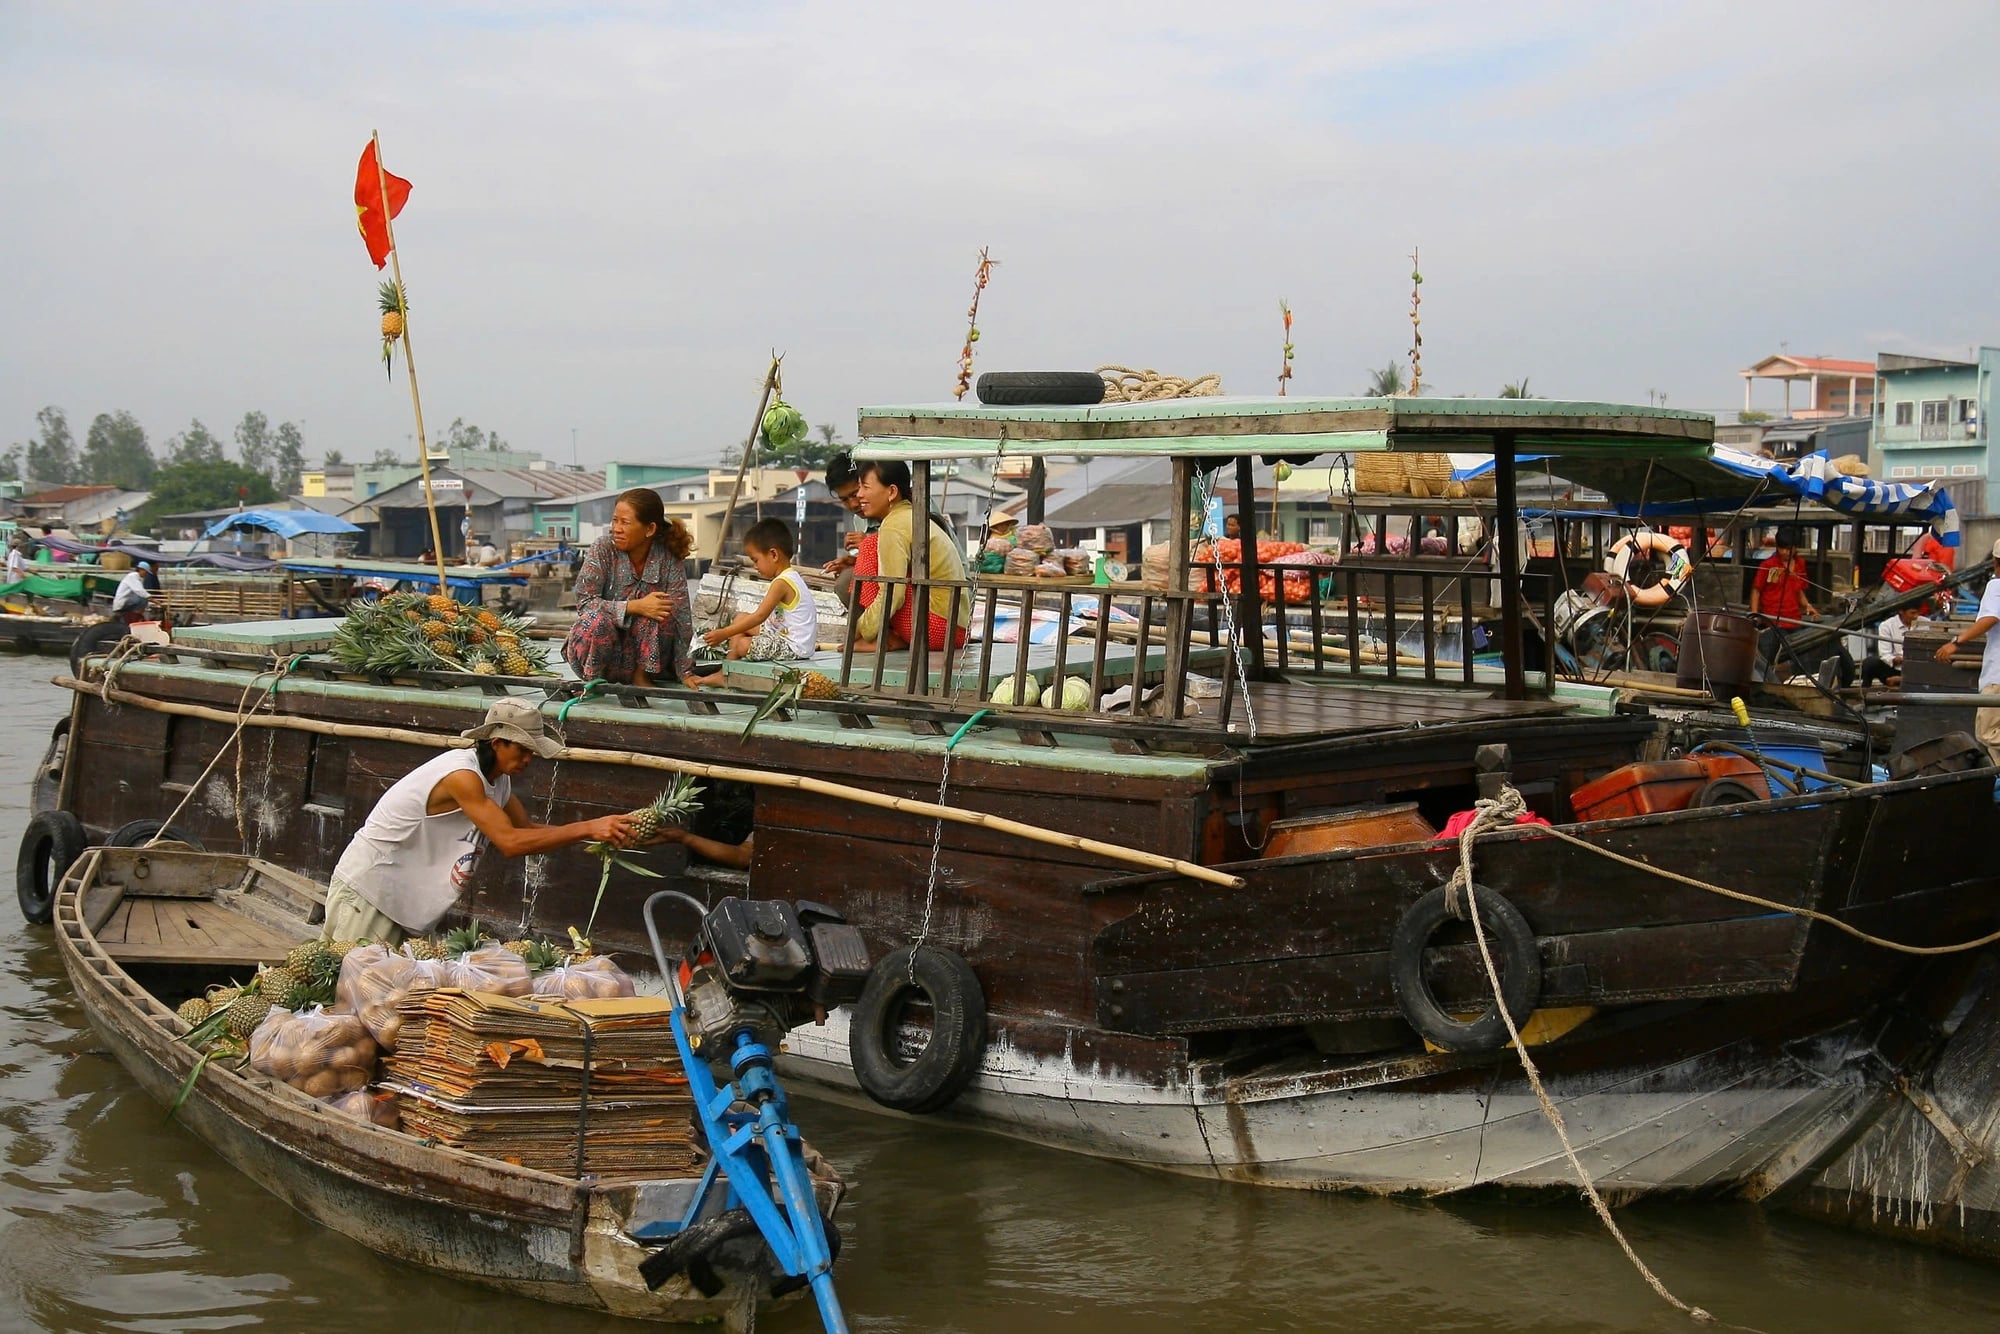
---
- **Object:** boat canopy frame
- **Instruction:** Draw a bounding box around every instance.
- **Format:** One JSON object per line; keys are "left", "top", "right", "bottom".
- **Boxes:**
{"left": 846, "top": 396, "right": 1714, "bottom": 708}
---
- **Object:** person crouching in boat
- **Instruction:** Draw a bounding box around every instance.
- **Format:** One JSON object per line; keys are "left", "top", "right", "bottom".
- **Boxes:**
{"left": 850, "top": 460, "right": 972, "bottom": 654}
{"left": 321, "top": 698, "right": 636, "bottom": 946}
{"left": 692, "top": 518, "right": 819, "bottom": 685}
{"left": 562, "top": 487, "right": 704, "bottom": 689}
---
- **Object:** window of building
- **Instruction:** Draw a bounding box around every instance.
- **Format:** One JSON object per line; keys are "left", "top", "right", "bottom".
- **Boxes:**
{"left": 1922, "top": 400, "right": 1951, "bottom": 440}
{"left": 1960, "top": 399, "right": 1976, "bottom": 422}
{"left": 1890, "top": 466, "right": 1918, "bottom": 479}
{"left": 1895, "top": 402, "right": 1914, "bottom": 426}
{"left": 1308, "top": 517, "right": 1329, "bottom": 541}
{"left": 1950, "top": 465, "right": 1979, "bottom": 476}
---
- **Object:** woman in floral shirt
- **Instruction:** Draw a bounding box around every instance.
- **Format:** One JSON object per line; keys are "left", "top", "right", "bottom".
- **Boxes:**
{"left": 562, "top": 489, "right": 701, "bottom": 687}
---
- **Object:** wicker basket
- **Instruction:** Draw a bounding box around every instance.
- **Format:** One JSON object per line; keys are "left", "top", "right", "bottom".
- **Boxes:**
{"left": 1403, "top": 453, "right": 1454, "bottom": 499}
{"left": 1462, "top": 474, "right": 1497, "bottom": 498}
{"left": 1353, "top": 452, "right": 1407, "bottom": 495}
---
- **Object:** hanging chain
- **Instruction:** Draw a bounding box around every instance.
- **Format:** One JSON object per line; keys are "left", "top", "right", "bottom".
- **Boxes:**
{"left": 1192, "top": 466, "right": 1258, "bottom": 738}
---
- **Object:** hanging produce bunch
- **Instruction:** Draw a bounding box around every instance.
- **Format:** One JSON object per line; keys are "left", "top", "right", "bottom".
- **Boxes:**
{"left": 379, "top": 280, "right": 408, "bottom": 380}
{"left": 761, "top": 396, "right": 807, "bottom": 453}
{"left": 331, "top": 591, "right": 552, "bottom": 676}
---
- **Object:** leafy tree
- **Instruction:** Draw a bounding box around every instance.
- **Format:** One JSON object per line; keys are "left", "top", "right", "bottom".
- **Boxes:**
{"left": 1365, "top": 362, "right": 1405, "bottom": 397}
{"left": 162, "top": 418, "right": 225, "bottom": 467}
{"left": 371, "top": 448, "right": 404, "bottom": 465}
{"left": 1498, "top": 378, "right": 1533, "bottom": 399}
{"left": 0, "top": 444, "right": 20, "bottom": 480}
{"left": 136, "top": 459, "right": 278, "bottom": 532}
{"left": 82, "top": 411, "right": 155, "bottom": 488}
{"left": 23, "top": 407, "right": 80, "bottom": 484}
{"left": 235, "top": 410, "right": 273, "bottom": 477}
{"left": 272, "top": 421, "right": 306, "bottom": 494}
{"left": 439, "top": 417, "right": 507, "bottom": 455}
{"left": 322, "top": 448, "right": 346, "bottom": 467}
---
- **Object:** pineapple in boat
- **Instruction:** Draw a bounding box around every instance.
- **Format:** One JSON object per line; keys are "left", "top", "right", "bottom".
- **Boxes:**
{"left": 626, "top": 775, "right": 704, "bottom": 841}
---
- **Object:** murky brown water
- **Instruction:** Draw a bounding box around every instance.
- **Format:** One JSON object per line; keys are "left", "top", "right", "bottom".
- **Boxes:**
{"left": 7, "top": 655, "right": 2000, "bottom": 1331}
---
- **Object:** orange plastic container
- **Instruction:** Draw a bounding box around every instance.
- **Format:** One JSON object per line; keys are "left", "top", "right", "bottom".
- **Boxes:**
{"left": 1569, "top": 759, "right": 1709, "bottom": 822}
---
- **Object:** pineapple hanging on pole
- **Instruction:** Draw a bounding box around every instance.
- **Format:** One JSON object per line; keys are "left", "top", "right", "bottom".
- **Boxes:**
{"left": 379, "top": 280, "right": 408, "bottom": 380}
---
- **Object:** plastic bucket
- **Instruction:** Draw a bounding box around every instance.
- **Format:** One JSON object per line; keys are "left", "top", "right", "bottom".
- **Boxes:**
{"left": 1756, "top": 742, "right": 1835, "bottom": 793}
{"left": 1676, "top": 611, "right": 1758, "bottom": 694}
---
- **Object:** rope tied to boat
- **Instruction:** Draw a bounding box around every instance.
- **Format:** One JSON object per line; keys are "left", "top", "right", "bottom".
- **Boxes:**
{"left": 1442, "top": 786, "right": 1527, "bottom": 918}
{"left": 137, "top": 651, "right": 301, "bottom": 852}
{"left": 1447, "top": 787, "right": 1715, "bottom": 1324}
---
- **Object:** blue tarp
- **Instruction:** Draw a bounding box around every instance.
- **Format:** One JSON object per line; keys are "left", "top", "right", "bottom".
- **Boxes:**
{"left": 204, "top": 509, "right": 361, "bottom": 540}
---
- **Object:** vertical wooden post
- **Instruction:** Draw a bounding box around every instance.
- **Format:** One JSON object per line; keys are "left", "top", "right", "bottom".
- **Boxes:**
{"left": 1163, "top": 459, "right": 1195, "bottom": 719}
{"left": 370, "top": 132, "right": 447, "bottom": 590}
{"left": 1494, "top": 431, "right": 1526, "bottom": 701}
{"left": 907, "top": 459, "right": 932, "bottom": 698}
{"left": 1234, "top": 455, "right": 1264, "bottom": 678}
{"left": 1027, "top": 457, "right": 1047, "bottom": 525}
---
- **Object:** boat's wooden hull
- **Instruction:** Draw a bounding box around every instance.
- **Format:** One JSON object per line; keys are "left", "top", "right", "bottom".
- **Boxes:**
{"left": 37, "top": 654, "right": 2000, "bottom": 1208}
{"left": 49, "top": 860, "right": 792, "bottom": 1328}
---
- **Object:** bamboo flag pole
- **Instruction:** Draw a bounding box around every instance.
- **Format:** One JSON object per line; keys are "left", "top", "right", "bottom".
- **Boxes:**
{"left": 371, "top": 130, "right": 450, "bottom": 593}
{"left": 713, "top": 355, "right": 783, "bottom": 566}
{"left": 60, "top": 677, "right": 1244, "bottom": 889}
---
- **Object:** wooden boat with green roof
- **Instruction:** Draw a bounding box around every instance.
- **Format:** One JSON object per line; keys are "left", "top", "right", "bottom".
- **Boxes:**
{"left": 22, "top": 393, "right": 2000, "bottom": 1209}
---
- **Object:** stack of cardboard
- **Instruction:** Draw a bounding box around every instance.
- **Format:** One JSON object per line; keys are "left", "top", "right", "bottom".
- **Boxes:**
{"left": 380, "top": 988, "right": 699, "bottom": 1178}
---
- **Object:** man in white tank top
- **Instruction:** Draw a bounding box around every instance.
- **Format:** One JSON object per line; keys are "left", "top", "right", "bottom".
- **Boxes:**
{"left": 322, "top": 697, "right": 637, "bottom": 946}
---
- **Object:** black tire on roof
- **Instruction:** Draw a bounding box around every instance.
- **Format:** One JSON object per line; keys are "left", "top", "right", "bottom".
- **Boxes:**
{"left": 974, "top": 371, "right": 1107, "bottom": 406}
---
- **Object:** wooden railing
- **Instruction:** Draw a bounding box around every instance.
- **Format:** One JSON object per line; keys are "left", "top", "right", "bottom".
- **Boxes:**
{"left": 836, "top": 556, "right": 1524, "bottom": 727}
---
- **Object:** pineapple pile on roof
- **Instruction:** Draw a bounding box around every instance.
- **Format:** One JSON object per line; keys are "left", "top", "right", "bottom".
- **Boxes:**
{"left": 331, "top": 591, "right": 550, "bottom": 678}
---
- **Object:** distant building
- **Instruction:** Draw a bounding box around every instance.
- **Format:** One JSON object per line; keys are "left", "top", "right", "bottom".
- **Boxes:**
{"left": 1874, "top": 348, "right": 1997, "bottom": 516}
{"left": 1740, "top": 354, "right": 1878, "bottom": 420}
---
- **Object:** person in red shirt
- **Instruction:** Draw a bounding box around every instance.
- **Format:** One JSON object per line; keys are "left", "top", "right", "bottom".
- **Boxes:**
{"left": 1750, "top": 526, "right": 1820, "bottom": 679}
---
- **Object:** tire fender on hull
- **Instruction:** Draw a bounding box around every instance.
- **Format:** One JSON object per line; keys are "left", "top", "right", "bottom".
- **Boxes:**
{"left": 106, "top": 819, "right": 207, "bottom": 851}
{"left": 1389, "top": 882, "right": 1542, "bottom": 1054}
{"left": 848, "top": 944, "right": 987, "bottom": 1114}
{"left": 16, "top": 810, "right": 86, "bottom": 926}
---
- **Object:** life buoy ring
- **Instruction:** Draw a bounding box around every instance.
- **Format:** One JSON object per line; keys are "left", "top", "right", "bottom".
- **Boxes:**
{"left": 1604, "top": 531, "right": 1691, "bottom": 607}
{"left": 1388, "top": 882, "right": 1543, "bottom": 1053}
{"left": 848, "top": 944, "right": 987, "bottom": 1114}
{"left": 16, "top": 810, "right": 86, "bottom": 926}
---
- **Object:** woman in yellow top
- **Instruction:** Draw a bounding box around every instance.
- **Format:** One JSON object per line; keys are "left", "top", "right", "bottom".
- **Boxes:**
{"left": 851, "top": 460, "right": 972, "bottom": 652}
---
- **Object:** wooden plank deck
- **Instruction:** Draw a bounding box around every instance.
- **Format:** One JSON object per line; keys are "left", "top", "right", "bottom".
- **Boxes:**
{"left": 1240, "top": 680, "right": 1570, "bottom": 736}
{"left": 95, "top": 895, "right": 298, "bottom": 967}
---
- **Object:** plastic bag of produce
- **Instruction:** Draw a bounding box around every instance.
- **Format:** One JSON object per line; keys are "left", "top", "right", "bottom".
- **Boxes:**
{"left": 446, "top": 943, "right": 534, "bottom": 997}
{"left": 324, "top": 1087, "right": 400, "bottom": 1130}
{"left": 250, "top": 1005, "right": 379, "bottom": 1098}
{"left": 530, "top": 956, "right": 637, "bottom": 1000}
{"left": 335, "top": 943, "right": 442, "bottom": 1050}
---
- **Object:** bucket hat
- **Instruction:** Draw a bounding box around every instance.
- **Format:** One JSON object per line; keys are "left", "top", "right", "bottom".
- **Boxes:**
{"left": 461, "top": 697, "right": 562, "bottom": 758}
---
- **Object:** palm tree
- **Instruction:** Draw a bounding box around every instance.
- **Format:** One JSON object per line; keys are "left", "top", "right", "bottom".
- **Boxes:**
{"left": 1498, "top": 378, "right": 1533, "bottom": 399}
{"left": 1366, "top": 361, "right": 1405, "bottom": 397}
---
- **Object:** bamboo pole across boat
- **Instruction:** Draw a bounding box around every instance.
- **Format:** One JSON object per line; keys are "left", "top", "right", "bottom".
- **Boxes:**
{"left": 57, "top": 677, "right": 1244, "bottom": 889}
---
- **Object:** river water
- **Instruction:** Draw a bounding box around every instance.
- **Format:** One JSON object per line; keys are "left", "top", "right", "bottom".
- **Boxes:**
{"left": 5, "top": 656, "right": 2000, "bottom": 1332}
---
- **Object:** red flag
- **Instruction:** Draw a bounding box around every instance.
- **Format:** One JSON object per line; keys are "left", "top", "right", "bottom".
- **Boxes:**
{"left": 354, "top": 141, "right": 412, "bottom": 269}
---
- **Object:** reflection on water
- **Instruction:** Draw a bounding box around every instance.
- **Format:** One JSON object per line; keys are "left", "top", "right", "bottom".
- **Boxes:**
{"left": 4, "top": 656, "right": 2000, "bottom": 1331}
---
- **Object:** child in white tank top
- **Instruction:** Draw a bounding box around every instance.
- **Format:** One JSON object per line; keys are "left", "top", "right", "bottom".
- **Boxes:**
{"left": 695, "top": 519, "right": 820, "bottom": 684}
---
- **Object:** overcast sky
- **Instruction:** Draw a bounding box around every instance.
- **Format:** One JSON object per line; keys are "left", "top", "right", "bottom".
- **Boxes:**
{"left": 4, "top": 1, "right": 1997, "bottom": 473}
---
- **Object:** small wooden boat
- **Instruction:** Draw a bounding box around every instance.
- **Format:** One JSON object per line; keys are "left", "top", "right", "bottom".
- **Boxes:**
{"left": 51, "top": 845, "right": 843, "bottom": 1330}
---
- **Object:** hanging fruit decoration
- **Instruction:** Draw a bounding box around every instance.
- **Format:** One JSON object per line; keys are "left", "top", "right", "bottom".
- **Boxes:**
{"left": 1277, "top": 299, "right": 1294, "bottom": 396}
{"left": 1407, "top": 248, "right": 1423, "bottom": 397}
{"left": 379, "top": 280, "right": 408, "bottom": 381}
{"left": 1274, "top": 461, "right": 1294, "bottom": 482}
{"left": 762, "top": 396, "right": 806, "bottom": 453}
{"left": 953, "top": 247, "right": 997, "bottom": 400}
